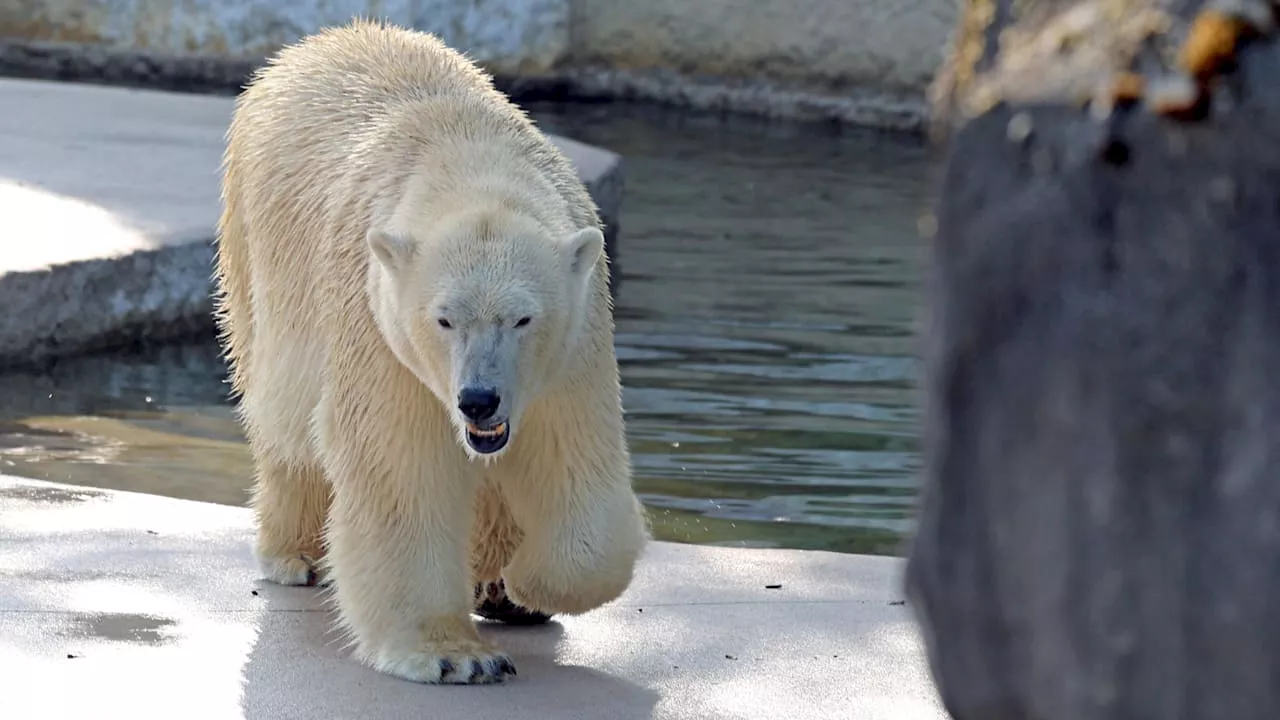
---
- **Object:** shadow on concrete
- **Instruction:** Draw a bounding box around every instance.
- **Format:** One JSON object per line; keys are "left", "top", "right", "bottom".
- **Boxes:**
{"left": 238, "top": 580, "right": 661, "bottom": 719}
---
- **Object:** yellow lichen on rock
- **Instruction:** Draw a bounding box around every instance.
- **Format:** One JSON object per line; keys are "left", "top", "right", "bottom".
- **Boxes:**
{"left": 1110, "top": 70, "right": 1147, "bottom": 102}
{"left": 1178, "top": 9, "right": 1249, "bottom": 78}
{"left": 931, "top": 0, "right": 1180, "bottom": 134}
{"left": 929, "top": 0, "right": 1001, "bottom": 138}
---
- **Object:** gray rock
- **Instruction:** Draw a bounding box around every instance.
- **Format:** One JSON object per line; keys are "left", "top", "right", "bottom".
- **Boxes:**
{"left": 907, "top": 2, "right": 1280, "bottom": 718}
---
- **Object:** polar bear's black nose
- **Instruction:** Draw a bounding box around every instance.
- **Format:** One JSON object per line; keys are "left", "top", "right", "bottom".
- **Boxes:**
{"left": 458, "top": 387, "right": 501, "bottom": 423}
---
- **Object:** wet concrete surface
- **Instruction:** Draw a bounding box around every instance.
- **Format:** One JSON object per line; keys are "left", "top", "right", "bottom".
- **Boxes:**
{"left": 62, "top": 612, "right": 178, "bottom": 646}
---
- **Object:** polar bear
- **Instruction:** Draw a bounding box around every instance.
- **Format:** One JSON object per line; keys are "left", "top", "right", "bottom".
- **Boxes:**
{"left": 213, "top": 19, "right": 649, "bottom": 685}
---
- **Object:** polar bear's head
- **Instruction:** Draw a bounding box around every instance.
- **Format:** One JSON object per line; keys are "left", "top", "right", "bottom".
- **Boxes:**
{"left": 366, "top": 207, "right": 604, "bottom": 458}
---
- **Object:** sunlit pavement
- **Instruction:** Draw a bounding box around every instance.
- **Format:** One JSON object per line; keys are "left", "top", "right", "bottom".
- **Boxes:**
{"left": 0, "top": 474, "right": 944, "bottom": 719}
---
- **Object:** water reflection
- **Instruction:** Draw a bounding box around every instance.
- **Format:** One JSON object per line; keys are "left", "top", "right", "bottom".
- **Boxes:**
{"left": 0, "top": 103, "right": 934, "bottom": 556}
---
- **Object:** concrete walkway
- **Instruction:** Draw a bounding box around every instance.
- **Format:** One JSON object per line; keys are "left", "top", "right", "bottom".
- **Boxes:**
{"left": 0, "top": 475, "right": 945, "bottom": 719}
{"left": 0, "top": 76, "right": 623, "bottom": 367}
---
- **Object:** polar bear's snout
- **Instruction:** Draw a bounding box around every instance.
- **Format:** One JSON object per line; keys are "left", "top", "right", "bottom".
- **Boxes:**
{"left": 458, "top": 386, "right": 500, "bottom": 423}
{"left": 450, "top": 324, "right": 522, "bottom": 456}
{"left": 458, "top": 386, "right": 511, "bottom": 455}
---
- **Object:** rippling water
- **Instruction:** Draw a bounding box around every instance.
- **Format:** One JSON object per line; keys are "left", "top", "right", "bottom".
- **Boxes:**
{"left": 0, "top": 102, "right": 935, "bottom": 556}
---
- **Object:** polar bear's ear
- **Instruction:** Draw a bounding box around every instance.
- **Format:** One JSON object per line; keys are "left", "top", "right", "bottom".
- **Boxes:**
{"left": 563, "top": 226, "right": 604, "bottom": 279}
{"left": 367, "top": 229, "right": 415, "bottom": 272}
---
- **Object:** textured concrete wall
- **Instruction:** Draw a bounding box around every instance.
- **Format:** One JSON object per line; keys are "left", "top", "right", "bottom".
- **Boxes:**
{"left": 0, "top": 0, "right": 958, "bottom": 97}
{"left": 571, "top": 0, "right": 957, "bottom": 96}
{"left": 0, "top": 0, "right": 570, "bottom": 73}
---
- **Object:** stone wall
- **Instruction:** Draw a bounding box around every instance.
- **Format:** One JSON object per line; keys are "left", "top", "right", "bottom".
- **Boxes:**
{"left": 0, "top": 0, "right": 569, "bottom": 72}
{"left": 0, "top": 0, "right": 958, "bottom": 130}
{"left": 572, "top": 0, "right": 955, "bottom": 101}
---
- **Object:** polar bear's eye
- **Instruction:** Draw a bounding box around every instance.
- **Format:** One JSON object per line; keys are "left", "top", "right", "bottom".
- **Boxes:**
{"left": 514, "top": 317, "right": 532, "bottom": 328}
{"left": 437, "top": 318, "right": 453, "bottom": 330}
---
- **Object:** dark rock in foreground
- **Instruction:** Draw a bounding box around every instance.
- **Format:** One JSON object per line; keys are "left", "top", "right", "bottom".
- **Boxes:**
{"left": 906, "top": 1, "right": 1280, "bottom": 718}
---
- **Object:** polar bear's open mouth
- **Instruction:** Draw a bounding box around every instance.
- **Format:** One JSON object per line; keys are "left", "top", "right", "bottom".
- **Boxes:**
{"left": 465, "top": 421, "right": 510, "bottom": 454}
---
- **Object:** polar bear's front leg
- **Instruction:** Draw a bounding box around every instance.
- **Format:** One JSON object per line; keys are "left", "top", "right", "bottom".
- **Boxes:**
{"left": 318, "top": 377, "right": 515, "bottom": 685}
{"left": 496, "top": 381, "right": 650, "bottom": 615}
{"left": 252, "top": 459, "right": 329, "bottom": 586}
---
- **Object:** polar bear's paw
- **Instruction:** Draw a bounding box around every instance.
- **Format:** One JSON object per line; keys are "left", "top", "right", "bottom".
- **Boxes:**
{"left": 257, "top": 551, "right": 321, "bottom": 587}
{"left": 373, "top": 640, "right": 517, "bottom": 684}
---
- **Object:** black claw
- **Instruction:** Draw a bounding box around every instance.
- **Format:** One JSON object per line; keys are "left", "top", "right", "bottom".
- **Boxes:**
{"left": 467, "top": 660, "right": 483, "bottom": 683}
{"left": 439, "top": 659, "right": 455, "bottom": 678}
{"left": 297, "top": 555, "right": 320, "bottom": 586}
{"left": 484, "top": 656, "right": 517, "bottom": 678}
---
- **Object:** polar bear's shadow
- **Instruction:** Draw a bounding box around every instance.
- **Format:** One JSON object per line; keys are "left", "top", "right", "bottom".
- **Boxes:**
{"left": 238, "top": 583, "right": 660, "bottom": 717}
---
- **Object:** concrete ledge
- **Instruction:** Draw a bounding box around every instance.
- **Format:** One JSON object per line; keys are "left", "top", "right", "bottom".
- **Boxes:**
{"left": 0, "top": 239, "right": 218, "bottom": 369}
{"left": 0, "top": 474, "right": 944, "bottom": 719}
{"left": 0, "top": 77, "right": 623, "bottom": 370}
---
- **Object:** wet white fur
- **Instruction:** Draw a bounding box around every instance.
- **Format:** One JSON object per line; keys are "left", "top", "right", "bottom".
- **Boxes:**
{"left": 214, "top": 19, "right": 649, "bottom": 684}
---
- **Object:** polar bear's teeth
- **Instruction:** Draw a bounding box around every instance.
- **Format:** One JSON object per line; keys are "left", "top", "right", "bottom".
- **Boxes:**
{"left": 467, "top": 422, "right": 508, "bottom": 438}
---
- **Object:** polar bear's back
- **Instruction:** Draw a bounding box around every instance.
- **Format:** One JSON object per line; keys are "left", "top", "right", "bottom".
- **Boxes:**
{"left": 227, "top": 19, "right": 515, "bottom": 184}
{"left": 255, "top": 20, "right": 505, "bottom": 115}
{"left": 225, "top": 18, "right": 598, "bottom": 248}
